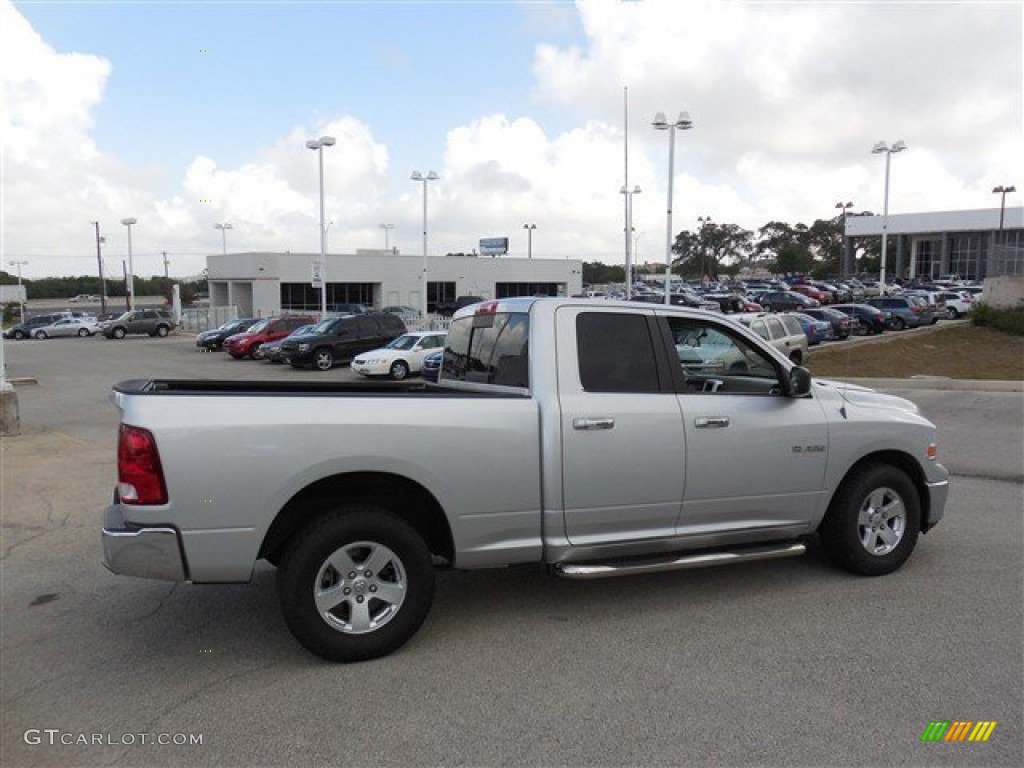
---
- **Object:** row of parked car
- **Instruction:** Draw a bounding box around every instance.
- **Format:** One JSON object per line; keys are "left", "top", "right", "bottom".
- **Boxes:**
{"left": 2, "top": 308, "right": 177, "bottom": 340}
{"left": 196, "top": 312, "right": 446, "bottom": 380}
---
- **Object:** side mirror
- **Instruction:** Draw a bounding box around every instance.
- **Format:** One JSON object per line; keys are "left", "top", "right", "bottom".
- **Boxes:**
{"left": 786, "top": 366, "right": 812, "bottom": 397}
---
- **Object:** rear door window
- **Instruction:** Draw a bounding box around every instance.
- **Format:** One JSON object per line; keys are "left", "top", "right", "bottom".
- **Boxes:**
{"left": 576, "top": 312, "right": 660, "bottom": 393}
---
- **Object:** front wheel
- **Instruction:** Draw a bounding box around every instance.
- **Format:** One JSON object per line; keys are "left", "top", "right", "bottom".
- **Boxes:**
{"left": 890, "top": 317, "right": 906, "bottom": 331}
{"left": 946, "top": 307, "right": 959, "bottom": 319}
{"left": 277, "top": 505, "right": 435, "bottom": 662}
{"left": 77, "top": 328, "right": 89, "bottom": 337}
{"left": 818, "top": 463, "right": 921, "bottom": 576}
{"left": 155, "top": 325, "right": 170, "bottom": 337}
{"left": 112, "top": 327, "right": 126, "bottom": 339}
{"left": 313, "top": 348, "right": 334, "bottom": 371}
{"left": 389, "top": 360, "right": 410, "bottom": 380}
{"left": 34, "top": 330, "right": 48, "bottom": 339}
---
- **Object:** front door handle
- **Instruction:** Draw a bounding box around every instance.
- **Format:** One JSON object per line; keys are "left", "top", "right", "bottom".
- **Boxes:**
{"left": 573, "top": 417, "right": 615, "bottom": 431}
{"left": 695, "top": 416, "right": 730, "bottom": 429}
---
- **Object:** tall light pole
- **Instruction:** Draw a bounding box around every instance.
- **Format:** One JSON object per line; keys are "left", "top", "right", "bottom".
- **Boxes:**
{"left": 653, "top": 111, "right": 694, "bottom": 304}
{"left": 91, "top": 221, "right": 108, "bottom": 314}
{"left": 411, "top": 170, "right": 439, "bottom": 318}
{"left": 871, "top": 140, "right": 906, "bottom": 294}
{"left": 993, "top": 184, "right": 1016, "bottom": 235}
{"left": 620, "top": 187, "right": 641, "bottom": 297}
{"left": 380, "top": 223, "right": 394, "bottom": 252}
{"left": 214, "top": 222, "right": 233, "bottom": 255}
{"left": 523, "top": 223, "right": 536, "bottom": 259}
{"left": 120, "top": 217, "right": 137, "bottom": 310}
{"left": 8, "top": 260, "right": 27, "bottom": 323}
{"left": 306, "top": 135, "right": 335, "bottom": 317}
{"left": 835, "top": 202, "right": 853, "bottom": 277}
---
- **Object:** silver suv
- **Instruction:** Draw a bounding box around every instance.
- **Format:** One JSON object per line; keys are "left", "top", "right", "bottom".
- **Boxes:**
{"left": 733, "top": 312, "right": 809, "bottom": 364}
{"left": 100, "top": 308, "right": 175, "bottom": 339}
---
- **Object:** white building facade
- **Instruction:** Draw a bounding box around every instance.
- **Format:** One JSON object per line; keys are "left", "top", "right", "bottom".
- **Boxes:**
{"left": 844, "top": 206, "right": 1023, "bottom": 281}
{"left": 207, "top": 249, "right": 584, "bottom": 317}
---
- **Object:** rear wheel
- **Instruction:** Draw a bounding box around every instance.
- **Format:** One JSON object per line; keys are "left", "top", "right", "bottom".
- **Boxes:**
{"left": 890, "top": 317, "right": 906, "bottom": 330}
{"left": 277, "top": 505, "right": 435, "bottom": 662}
{"left": 112, "top": 327, "right": 126, "bottom": 339}
{"left": 818, "top": 463, "right": 920, "bottom": 576}
{"left": 314, "top": 348, "right": 334, "bottom": 371}
{"left": 77, "top": 328, "right": 89, "bottom": 337}
{"left": 155, "top": 325, "right": 170, "bottom": 337}
{"left": 34, "top": 330, "right": 48, "bottom": 339}
{"left": 389, "top": 360, "right": 410, "bottom": 380}
{"left": 946, "top": 307, "right": 959, "bottom": 319}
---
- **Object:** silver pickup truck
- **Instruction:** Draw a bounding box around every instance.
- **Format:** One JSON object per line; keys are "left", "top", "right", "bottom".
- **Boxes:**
{"left": 103, "top": 298, "right": 949, "bottom": 662}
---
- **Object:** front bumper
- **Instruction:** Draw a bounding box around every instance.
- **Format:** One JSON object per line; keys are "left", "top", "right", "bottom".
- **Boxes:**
{"left": 102, "top": 505, "right": 188, "bottom": 581}
{"left": 922, "top": 463, "right": 950, "bottom": 532}
{"left": 351, "top": 360, "right": 389, "bottom": 376}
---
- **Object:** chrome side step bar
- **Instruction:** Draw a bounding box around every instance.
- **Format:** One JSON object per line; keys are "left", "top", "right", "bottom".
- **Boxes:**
{"left": 553, "top": 541, "right": 806, "bottom": 580}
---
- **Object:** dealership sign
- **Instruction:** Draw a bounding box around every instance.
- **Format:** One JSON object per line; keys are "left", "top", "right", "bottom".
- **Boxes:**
{"left": 479, "top": 237, "right": 509, "bottom": 256}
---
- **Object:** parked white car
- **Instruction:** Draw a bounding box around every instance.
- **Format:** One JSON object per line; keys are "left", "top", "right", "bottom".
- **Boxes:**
{"left": 33, "top": 316, "right": 100, "bottom": 338}
{"left": 936, "top": 290, "right": 973, "bottom": 319}
{"left": 351, "top": 331, "right": 447, "bottom": 380}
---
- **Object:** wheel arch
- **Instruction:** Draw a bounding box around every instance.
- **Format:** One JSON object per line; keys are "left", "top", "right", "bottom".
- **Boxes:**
{"left": 259, "top": 471, "right": 454, "bottom": 566}
{"left": 826, "top": 450, "right": 932, "bottom": 533}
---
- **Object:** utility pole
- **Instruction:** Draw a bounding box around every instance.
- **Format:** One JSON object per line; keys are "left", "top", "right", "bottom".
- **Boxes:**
{"left": 162, "top": 251, "right": 171, "bottom": 303}
{"left": 92, "top": 221, "right": 108, "bottom": 314}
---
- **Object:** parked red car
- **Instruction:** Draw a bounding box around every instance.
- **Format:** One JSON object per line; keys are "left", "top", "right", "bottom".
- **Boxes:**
{"left": 789, "top": 283, "right": 831, "bottom": 305}
{"left": 223, "top": 315, "right": 317, "bottom": 359}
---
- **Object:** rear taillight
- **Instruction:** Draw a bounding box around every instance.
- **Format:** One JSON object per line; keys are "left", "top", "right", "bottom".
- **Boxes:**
{"left": 117, "top": 424, "right": 168, "bottom": 505}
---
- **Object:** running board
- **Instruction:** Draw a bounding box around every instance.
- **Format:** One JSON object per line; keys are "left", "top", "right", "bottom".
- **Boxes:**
{"left": 553, "top": 541, "right": 806, "bottom": 580}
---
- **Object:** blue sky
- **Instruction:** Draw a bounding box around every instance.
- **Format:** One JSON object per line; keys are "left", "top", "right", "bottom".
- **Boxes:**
{"left": 3, "top": 0, "right": 1022, "bottom": 278}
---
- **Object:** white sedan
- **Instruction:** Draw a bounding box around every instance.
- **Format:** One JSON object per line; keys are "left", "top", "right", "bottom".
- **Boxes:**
{"left": 33, "top": 317, "right": 101, "bottom": 338}
{"left": 351, "top": 331, "right": 447, "bottom": 380}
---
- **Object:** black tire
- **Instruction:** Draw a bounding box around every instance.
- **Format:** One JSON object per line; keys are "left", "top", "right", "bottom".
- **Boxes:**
{"left": 277, "top": 505, "right": 435, "bottom": 662}
{"left": 762, "top": 304, "right": 772, "bottom": 312}
{"left": 890, "top": 317, "right": 906, "bottom": 331}
{"left": 77, "top": 328, "right": 89, "bottom": 337}
{"left": 155, "top": 325, "right": 170, "bottom": 337}
{"left": 818, "top": 463, "right": 921, "bottom": 577}
{"left": 313, "top": 348, "right": 334, "bottom": 371}
{"left": 12, "top": 330, "right": 27, "bottom": 340}
{"left": 946, "top": 307, "right": 959, "bottom": 320}
{"left": 35, "top": 330, "right": 48, "bottom": 339}
{"left": 112, "top": 327, "right": 126, "bottom": 339}
{"left": 389, "top": 360, "right": 410, "bottom": 380}
{"left": 251, "top": 344, "right": 264, "bottom": 360}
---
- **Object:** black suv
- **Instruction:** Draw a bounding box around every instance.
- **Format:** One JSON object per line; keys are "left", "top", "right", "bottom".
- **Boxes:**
{"left": 280, "top": 312, "right": 407, "bottom": 371}
{"left": 100, "top": 308, "right": 175, "bottom": 338}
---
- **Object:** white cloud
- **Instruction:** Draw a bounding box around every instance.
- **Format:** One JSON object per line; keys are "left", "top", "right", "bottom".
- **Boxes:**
{"left": 2, "top": 0, "right": 1021, "bottom": 278}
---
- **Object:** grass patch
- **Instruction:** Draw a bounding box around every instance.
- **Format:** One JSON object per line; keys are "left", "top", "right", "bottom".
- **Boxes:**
{"left": 807, "top": 324, "right": 1024, "bottom": 380}
{"left": 970, "top": 302, "right": 1024, "bottom": 335}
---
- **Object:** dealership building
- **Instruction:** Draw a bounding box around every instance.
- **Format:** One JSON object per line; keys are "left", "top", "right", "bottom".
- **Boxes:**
{"left": 207, "top": 249, "right": 584, "bottom": 318}
{"left": 843, "top": 206, "right": 1023, "bottom": 281}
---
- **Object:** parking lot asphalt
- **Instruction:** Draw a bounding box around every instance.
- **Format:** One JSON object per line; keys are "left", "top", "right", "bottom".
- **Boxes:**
{"left": 1, "top": 333, "right": 1022, "bottom": 768}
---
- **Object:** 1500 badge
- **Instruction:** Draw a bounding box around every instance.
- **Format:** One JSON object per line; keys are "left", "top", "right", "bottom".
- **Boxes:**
{"left": 792, "top": 445, "right": 826, "bottom": 453}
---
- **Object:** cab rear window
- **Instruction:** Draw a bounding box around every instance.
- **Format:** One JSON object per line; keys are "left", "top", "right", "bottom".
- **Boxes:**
{"left": 442, "top": 311, "right": 529, "bottom": 388}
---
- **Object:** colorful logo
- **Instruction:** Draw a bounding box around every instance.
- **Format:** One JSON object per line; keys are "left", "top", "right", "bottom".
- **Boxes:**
{"left": 921, "top": 721, "right": 997, "bottom": 742}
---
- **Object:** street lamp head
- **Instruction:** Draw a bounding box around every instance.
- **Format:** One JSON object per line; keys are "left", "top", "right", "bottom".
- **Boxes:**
{"left": 871, "top": 141, "right": 888, "bottom": 154}
{"left": 993, "top": 184, "right": 1017, "bottom": 194}
{"left": 652, "top": 112, "right": 669, "bottom": 130}
{"left": 653, "top": 111, "right": 692, "bottom": 131}
{"left": 836, "top": 201, "right": 853, "bottom": 209}
{"left": 319, "top": 136, "right": 336, "bottom": 147}
{"left": 891, "top": 140, "right": 907, "bottom": 153}
{"left": 120, "top": 217, "right": 136, "bottom": 226}
{"left": 214, "top": 222, "right": 233, "bottom": 231}
{"left": 305, "top": 140, "right": 320, "bottom": 150}
{"left": 675, "top": 112, "right": 693, "bottom": 130}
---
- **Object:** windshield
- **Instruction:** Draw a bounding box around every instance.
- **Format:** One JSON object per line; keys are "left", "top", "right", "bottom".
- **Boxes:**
{"left": 386, "top": 334, "right": 418, "bottom": 350}
{"left": 247, "top": 319, "right": 270, "bottom": 334}
{"left": 309, "top": 318, "right": 334, "bottom": 334}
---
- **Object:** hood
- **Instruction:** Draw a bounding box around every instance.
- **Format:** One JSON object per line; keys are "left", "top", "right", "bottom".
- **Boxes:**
{"left": 813, "top": 379, "right": 921, "bottom": 415}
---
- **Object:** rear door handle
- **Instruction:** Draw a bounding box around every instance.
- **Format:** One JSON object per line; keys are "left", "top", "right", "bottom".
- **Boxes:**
{"left": 695, "top": 416, "right": 730, "bottom": 429}
{"left": 573, "top": 417, "right": 615, "bottom": 431}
